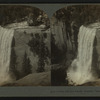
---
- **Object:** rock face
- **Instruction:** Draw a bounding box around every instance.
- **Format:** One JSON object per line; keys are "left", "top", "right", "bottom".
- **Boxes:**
{"left": 10, "top": 26, "right": 51, "bottom": 80}
{"left": 14, "top": 28, "right": 40, "bottom": 75}
{"left": 92, "top": 24, "right": 100, "bottom": 77}
{"left": 51, "top": 20, "right": 100, "bottom": 85}
{"left": 51, "top": 17, "right": 74, "bottom": 52}
{"left": 51, "top": 18, "right": 77, "bottom": 85}
{"left": 51, "top": 17, "right": 76, "bottom": 65}
{"left": 52, "top": 16, "right": 79, "bottom": 51}
{"left": 2, "top": 71, "right": 51, "bottom": 86}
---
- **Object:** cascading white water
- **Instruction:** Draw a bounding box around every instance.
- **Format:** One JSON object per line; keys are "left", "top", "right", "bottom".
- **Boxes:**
{"left": 0, "top": 26, "right": 14, "bottom": 85}
{"left": 67, "top": 25, "right": 97, "bottom": 85}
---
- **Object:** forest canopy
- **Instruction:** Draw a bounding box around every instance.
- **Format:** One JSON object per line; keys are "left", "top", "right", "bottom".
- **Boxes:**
{"left": 54, "top": 5, "right": 100, "bottom": 26}
{"left": 0, "top": 5, "right": 48, "bottom": 26}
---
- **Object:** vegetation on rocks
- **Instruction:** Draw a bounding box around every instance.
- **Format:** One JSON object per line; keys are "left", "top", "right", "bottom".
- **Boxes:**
{"left": 0, "top": 5, "right": 49, "bottom": 26}
{"left": 28, "top": 33, "right": 50, "bottom": 73}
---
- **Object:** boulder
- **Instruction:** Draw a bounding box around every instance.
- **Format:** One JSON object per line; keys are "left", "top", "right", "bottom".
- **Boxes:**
{"left": 80, "top": 79, "right": 100, "bottom": 86}
{"left": 2, "top": 71, "right": 51, "bottom": 86}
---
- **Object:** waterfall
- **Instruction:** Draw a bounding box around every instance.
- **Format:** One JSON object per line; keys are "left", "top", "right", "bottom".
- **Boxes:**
{"left": 0, "top": 26, "right": 14, "bottom": 85}
{"left": 67, "top": 25, "right": 97, "bottom": 85}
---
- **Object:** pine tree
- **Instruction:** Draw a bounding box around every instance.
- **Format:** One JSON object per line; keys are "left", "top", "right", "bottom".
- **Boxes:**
{"left": 10, "top": 48, "right": 19, "bottom": 79}
{"left": 10, "top": 37, "right": 19, "bottom": 79}
{"left": 22, "top": 52, "right": 32, "bottom": 77}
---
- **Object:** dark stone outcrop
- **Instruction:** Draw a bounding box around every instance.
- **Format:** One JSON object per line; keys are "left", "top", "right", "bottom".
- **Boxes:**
{"left": 51, "top": 64, "right": 68, "bottom": 86}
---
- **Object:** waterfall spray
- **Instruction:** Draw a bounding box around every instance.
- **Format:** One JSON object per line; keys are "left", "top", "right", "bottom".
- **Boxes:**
{"left": 0, "top": 26, "right": 14, "bottom": 85}
{"left": 67, "top": 25, "right": 97, "bottom": 85}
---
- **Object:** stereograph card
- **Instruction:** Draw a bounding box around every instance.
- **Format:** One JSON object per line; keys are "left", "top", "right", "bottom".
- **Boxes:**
{"left": 0, "top": 1, "right": 99, "bottom": 97}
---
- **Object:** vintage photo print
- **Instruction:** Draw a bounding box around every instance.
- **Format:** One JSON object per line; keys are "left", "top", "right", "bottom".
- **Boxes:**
{"left": 0, "top": 5, "right": 51, "bottom": 86}
{"left": 51, "top": 5, "right": 100, "bottom": 86}
{"left": 0, "top": 3, "right": 100, "bottom": 97}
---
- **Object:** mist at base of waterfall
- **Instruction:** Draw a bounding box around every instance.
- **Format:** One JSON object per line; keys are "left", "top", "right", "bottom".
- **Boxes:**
{"left": 67, "top": 25, "right": 97, "bottom": 85}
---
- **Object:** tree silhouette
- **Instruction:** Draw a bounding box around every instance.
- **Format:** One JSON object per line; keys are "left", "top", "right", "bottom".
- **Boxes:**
{"left": 22, "top": 52, "right": 32, "bottom": 77}
{"left": 10, "top": 37, "right": 20, "bottom": 79}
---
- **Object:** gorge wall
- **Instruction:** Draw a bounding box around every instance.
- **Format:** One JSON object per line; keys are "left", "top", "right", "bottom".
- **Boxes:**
{"left": 12, "top": 27, "right": 51, "bottom": 79}
{"left": 51, "top": 17, "right": 100, "bottom": 85}
{"left": 51, "top": 17, "right": 77, "bottom": 85}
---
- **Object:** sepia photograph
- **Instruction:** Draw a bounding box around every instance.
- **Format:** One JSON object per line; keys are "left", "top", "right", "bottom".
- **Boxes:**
{"left": 51, "top": 5, "right": 100, "bottom": 86}
{"left": 0, "top": 3, "right": 100, "bottom": 97}
{"left": 1, "top": 4, "right": 100, "bottom": 89}
{"left": 0, "top": 5, "right": 51, "bottom": 86}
